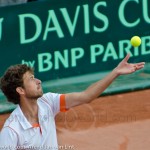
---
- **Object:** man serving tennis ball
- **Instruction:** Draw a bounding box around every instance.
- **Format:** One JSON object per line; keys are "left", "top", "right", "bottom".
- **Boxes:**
{"left": 0, "top": 54, "right": 145, "bottom": 149}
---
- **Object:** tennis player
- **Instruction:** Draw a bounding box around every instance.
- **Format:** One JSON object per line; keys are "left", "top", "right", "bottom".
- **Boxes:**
{"left": 0, "top": 54, "right": 145, "bottom": 149}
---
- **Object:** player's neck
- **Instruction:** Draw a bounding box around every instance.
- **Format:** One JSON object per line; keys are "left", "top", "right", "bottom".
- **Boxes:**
{"left": 20, "top": 99, "right": 39, "bottom": 124}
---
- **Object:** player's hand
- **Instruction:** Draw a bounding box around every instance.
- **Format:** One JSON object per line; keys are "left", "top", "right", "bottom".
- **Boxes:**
{"left": 115, "top": 54, "right": 145, "bottom": 75}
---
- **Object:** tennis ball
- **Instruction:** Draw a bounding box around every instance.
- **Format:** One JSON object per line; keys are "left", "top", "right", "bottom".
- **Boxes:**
{"left": 130, "top": 36, "right": 141, "bottom": 47}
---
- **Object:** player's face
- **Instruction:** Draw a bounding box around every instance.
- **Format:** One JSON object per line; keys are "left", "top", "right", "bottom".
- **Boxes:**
{"left": 22, "top": 71, "right": 43, "bottom": 99}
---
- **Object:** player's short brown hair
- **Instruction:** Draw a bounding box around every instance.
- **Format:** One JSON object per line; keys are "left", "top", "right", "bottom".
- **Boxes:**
{"left": 0, "top": 64, "right": 34, "bottom": 104}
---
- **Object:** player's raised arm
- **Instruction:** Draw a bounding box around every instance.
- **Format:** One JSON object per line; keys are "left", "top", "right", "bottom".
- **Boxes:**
{"left": 65, "top": 54, "right": 145, "bottom": 108}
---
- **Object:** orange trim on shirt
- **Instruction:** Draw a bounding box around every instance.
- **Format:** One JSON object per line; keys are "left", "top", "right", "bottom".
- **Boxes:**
{"left": 32, "top": 123, "right": 40, "bottom": 128}
{"left": 32, "top": 123, "right": 42, "bottom": 134}
{"left": 60, "top": 94, "right": 68, "bottom": 112}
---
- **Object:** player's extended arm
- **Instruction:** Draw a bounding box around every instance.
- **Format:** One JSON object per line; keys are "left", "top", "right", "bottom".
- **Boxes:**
{"left": 65, "top": 54, "right": 145, "bottom": 108}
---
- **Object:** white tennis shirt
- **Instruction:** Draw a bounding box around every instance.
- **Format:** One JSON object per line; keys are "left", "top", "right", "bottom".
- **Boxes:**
{"left": 0, "top": 92, "right": 67, "bottom": 150}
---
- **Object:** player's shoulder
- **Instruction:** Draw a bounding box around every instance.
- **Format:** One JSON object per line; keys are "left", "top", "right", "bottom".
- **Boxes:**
{"left": 3, "top": 106, "right": 22, "bottom": 131}
{"left": 38, "top": 92, "right": 62, "bottom": 112}
{"left": 38, "top": 92, "right": 60, "bottom": 103}
{"left": 41, "top": 92, "right": 60, "bottom": 99}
